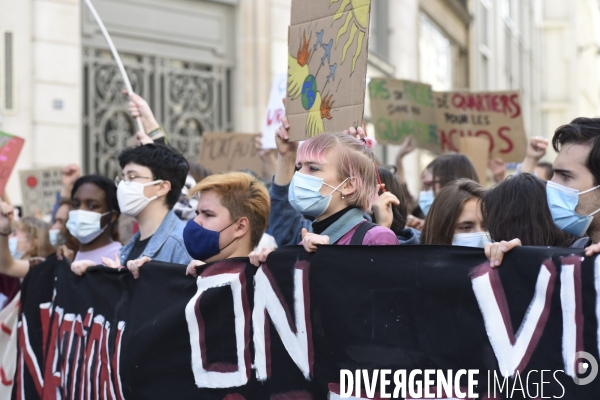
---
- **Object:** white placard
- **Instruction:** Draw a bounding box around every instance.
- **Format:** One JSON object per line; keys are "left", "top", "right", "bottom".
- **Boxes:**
{"left": 261, "top": 73, "right": 287, "bottom": 149}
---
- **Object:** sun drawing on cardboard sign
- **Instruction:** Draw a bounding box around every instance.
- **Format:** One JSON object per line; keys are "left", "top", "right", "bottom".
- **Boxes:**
{"left": 287, "top": 0, "right": 370, "bottom": 137}
{"left": 332, "top": 0, "right": 370, "bottom": 73}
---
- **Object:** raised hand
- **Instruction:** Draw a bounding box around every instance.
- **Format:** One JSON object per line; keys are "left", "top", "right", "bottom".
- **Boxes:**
{"left": 526, "top": 137, "right": 549, "bottom": 161}
{"left": 342, "top": 126, "right": 367, "bottom": 140}
{"left": 397, "top": 136, "right": 416, "bottom": 159}
{"left": 124, "top": 90, "right": 160, "bottom": 134}
{"left": 61, "top": 164, "right": 81, "bottom": 198}
{"left": 488, "top": 158, "right": 506, "bottom": 183}
{"left": 275, "top": 116, "right": 298, "bottom": 157}
{"left": 372, "top": 192, "right": 400, "bottom": 229}
{"left": 521, "top": 137, "right": 549, "bottom": 174}
{"left": 0, "top": 202, "right": 14, "bottom": 235}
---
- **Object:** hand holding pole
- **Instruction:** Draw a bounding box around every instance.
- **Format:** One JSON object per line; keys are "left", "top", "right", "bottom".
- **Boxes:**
{"left": 83, "top": 0, "right": 145, "bottom": 135}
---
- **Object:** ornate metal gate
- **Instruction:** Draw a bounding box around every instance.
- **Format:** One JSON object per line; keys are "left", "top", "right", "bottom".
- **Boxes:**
{"left": 83, "top": 48, "right": 232, "bottom": 178}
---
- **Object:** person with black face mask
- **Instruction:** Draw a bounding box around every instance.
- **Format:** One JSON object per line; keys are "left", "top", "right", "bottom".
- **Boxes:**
{"left": 127, "top": 172, "right": 270, "bottom": 279}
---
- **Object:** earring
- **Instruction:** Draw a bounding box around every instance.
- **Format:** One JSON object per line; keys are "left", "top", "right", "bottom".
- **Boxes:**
{"left": 342, "top": 194, "right": 346, "bottom": 199}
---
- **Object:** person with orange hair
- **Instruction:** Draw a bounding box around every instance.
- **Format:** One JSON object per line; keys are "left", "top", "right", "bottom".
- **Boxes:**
{"left": 126, "top": 171, "right": 271, "bottom": 278}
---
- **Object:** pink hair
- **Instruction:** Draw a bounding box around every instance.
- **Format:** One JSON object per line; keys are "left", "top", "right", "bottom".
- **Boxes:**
{"left": 296, "top": 132, "right": 377, "bottom": 211}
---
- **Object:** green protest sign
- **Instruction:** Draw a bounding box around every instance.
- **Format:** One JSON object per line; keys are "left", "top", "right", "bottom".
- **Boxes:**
{"left": 369, "top": 78, "right": 440, "bottom": 153}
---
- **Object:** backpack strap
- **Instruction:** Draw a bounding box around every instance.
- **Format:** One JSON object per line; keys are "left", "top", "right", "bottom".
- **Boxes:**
{"left": 349, "top": 221, "right": 378, "bottom": 245}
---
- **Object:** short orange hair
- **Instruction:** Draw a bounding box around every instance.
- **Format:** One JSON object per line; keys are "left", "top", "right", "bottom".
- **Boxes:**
{"left": 188, "top": 172, "right": 270, "bottom": 248}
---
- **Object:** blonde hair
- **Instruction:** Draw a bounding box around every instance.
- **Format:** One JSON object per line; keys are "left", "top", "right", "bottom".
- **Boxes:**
{"left": 14, "top": 217, "right": 54, "bottom": 258}
{"left": 189, "top": 172, "right": 270, "bottom": 248}
{"left": 296, "top": 132, "right": 377, "bottom": 212}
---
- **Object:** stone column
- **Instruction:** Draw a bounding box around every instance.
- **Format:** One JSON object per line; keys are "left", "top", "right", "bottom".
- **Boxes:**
{"left": 32, "top": 0, "right": 83, "bottom": 168}
{"left": 0, "top": 0, "right": 33, "bottom": 204}
{"left": 236, "top": 0, "right": 273, "bottom": 133}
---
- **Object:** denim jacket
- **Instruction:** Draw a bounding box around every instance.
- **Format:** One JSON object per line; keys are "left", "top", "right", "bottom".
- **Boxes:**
{"left": 120, "top": 209, "right": 192, "bottom": 266}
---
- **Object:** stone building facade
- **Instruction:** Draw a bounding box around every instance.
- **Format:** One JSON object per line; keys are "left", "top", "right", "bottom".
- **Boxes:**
{"left": 1, "top": 0, "right": 599, "bottom": 205}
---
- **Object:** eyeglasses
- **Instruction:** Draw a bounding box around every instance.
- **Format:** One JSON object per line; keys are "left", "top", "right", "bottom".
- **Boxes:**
{"left": 422, "top": 180, "right": 441, "bottom": 190}
{"left": 115, "top": 174, "right": 155, "bottom": 186}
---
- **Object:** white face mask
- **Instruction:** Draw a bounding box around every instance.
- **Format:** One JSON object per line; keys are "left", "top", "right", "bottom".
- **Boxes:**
{"left": 49, "top": 228, "right": 61, "bottom": 248}
{"left": 452, "top": 231, "right": 491, "bottom": 248}
{"left": 117, "top": 180, "right": 163, "bottom": 217}
{"left": 418, "top": 190, "right": 434, "bottom": 216}
{"left": 9, "top": 237, "right": 24, "bottom": 259}
{"left": 66, "top": 210, "right": 110, "bottom": 244}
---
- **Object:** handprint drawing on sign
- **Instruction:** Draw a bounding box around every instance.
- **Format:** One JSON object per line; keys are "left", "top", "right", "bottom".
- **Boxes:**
{"left": 286, "top": 0, "right": 371, "bottom": 138}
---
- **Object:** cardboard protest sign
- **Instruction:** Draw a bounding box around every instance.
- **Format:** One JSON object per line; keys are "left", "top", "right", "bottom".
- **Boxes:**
{"left": 286, "top": 0, "right": 371, "bottom": 141}
{"left": 369, "top": 78, "right": 440, "bottom": 152}
{"left": 19, "top": 167, "right": 63, "bottom": 217}
{"left": 459, "top": 136, "right": 490, "bottom": 184}
{"left": 199, "top": 133, "right": 263, "bottom": 177}
{"left": 0, "top": 131, "right": 25, "bottom": 197}
{"left": 434, "top": 90, "right": 528, "bottom": 162}
{"left": 262, "top": 73, "right": 287, "bottom": 149}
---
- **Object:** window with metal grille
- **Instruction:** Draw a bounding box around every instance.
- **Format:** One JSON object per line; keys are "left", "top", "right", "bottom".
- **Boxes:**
{"left": 4, "top": 32, "right": 13, "bottom": 110}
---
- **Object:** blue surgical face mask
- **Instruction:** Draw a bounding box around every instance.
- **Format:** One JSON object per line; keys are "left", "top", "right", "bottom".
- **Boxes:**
{"left": 546, "top": 180, "right": 600, "bottom": 237}
{"left": 183, "top": 219, "right": 237, "bottom": 261}
{"left": 49, "top": 229, "right": 61, "bottom": 248}
{"left": 452, "top": 231, "right": 491, "bottom": 248}
{"left": 288, "top": 172, "right": 349, "bottom": 218}
{"left": 9, "top": 237, "right": 23, "bottom": 260}
{"left": 419, "top": 190, "right": 434, "bottom": 216}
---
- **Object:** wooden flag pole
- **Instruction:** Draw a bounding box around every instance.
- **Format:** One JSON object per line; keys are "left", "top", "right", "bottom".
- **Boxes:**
{"left": 83, "top": 0, "right": 146, "bottom": 135}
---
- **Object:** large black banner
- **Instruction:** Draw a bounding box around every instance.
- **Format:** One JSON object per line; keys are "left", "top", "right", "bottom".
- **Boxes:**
{"left": 14, "top": 246, "right": 600, "bottom": 399}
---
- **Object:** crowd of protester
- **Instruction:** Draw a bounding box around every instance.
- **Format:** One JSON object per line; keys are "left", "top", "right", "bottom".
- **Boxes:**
{"left": 1, "top": 91, "right": 600, "bottom": 308}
